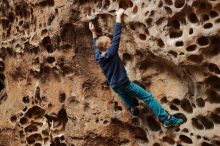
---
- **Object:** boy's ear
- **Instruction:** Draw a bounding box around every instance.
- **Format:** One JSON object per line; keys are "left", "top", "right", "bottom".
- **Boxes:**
{"left": 103, "top": 42, "right": 107, "bottom": 48}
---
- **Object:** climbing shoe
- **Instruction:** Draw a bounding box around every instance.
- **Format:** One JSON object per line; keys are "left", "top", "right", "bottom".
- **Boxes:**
{"left": 129, "top": 106, "right": 139, "bottom": 117}
{"left": 163, "top": 115, "right": 184, "bottom": 128}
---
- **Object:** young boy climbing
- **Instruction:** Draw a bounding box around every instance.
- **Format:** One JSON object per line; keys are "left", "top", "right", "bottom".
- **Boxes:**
{"left": 89, "top": 8, "right": 184, "bottom": 127}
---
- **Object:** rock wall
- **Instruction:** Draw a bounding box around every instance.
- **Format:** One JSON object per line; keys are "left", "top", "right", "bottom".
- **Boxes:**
{"left": 1, "top": 0, "right": 220, "bottom": 145}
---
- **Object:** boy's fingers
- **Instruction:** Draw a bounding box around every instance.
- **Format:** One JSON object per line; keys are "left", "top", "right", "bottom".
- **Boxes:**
{"left": 89, "top": 22, "right": 93, "bottom": 27}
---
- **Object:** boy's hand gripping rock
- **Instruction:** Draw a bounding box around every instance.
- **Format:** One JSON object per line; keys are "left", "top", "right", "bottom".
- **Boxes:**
{"left": 89, "top": 22, "right": 95, "bottom": 32}
{"left": 115, "top": 8, "right": 125, "bottom": 17}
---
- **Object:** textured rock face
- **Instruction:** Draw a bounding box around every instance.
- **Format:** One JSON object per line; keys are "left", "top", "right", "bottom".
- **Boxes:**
{"left": 1, "top": 0, "right": 220, "bottom": 145}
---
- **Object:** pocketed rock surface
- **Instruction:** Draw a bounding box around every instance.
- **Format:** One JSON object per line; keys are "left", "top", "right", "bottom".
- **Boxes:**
{"left": 1, "top": 0, "right": 220, "bottom": 145}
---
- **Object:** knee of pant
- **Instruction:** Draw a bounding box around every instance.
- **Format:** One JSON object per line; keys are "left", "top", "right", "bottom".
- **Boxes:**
{"left": 143, "top": 93, "right": 154, "bottom": 99}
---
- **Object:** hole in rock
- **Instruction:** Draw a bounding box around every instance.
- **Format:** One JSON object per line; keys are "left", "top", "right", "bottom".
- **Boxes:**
{"left": 210, "top": 10, "right": 218, "bottom": 18}
{"left": 22, "top": 96, "right": 30, "bottom": 104}
{"left": 20, "top": 117, "right": 28, "bottom": 125}
{"left": 61, "top": 23, "right": 76, "bottom": 42}
{"left": 150, "top": 11, "right": 155, "bottom": 17}
{"left": 199, "top": 2, "right": 207, "bottom": 9}
{"left": 156, "top": 17, "right": 165, "bottom": 25}
{"left": 0, "top": 74, "right": 5, "bottom": 91}
{"left": 170, "top": 30, "right": 183, "bottom": 38}
{"left": 164, "top": 0, "right": 173, "bottom": 5}
{"left": 206, "top": 89, "right": 220, "bottom": 103}
{"left": 198, "top": 116, "right": 214, "bottom": 129}
{"left": 139, "top": 34, "right": 146, "bottom": 40}
{"left": 164, "top": 6, "right": 172, "bottom": 14}
{"left": 25, "top": 106, "right": 45, "bottom": 119}
{"left": 47, "top": 56, "right": 55, "bottom": 63}
{"left": 129, "top": 22, "right": 146, "bottom": 31}
{"left": 47, "top": 14, "right": 55, "bottom": 25}
{"left": 179, "top": 135, "right": 193, "bottom": 144}
{"left": 189, "top": 28, "right": 193, "bottom": 35}
{"left": 170, "top": 104, "right": 179, "bottom": 111}
{"left": 157, "top": 39, "right": 165, "bottom": 47}
{"left": 169, "top": 51, "right": 178, "bottom": 57}
{"left": 41, "top": 36, "right": 54, "bottom": 53}
{"left": 25, "top": 124, "right": 38, "bottom": 133}
{"left": 175, "top": 41, "right": 184, "bottom": 47}
{"left": 202, "top": 14, "right": 209, "bottom": 21}
{"left": 197, "top": 36, "right": 209, "bottom": 46}
{"left": 208, "top": 63, "right": 220, "bottom": 74}
{"left": 146, "top": 18, "right": 153, "bottom": 25}
{"left": 172, "top": 19, "right": 180, "bottom": 29}
{"left": 188, "top": 13, "right": 198, "bottom": 23}
{"left": 211, "top": 113, "right": 220, "bottom": 124}
{"left": 204, "top": 23, "right": 213, "bottom": 29}
{"left": 163, "top": 136, "right": 175, "bottom": 145}
{"left": 37, "top": 0, "right": 54, "bottom": 6}
{"left": 27, "top": 133, "right": 42, "bottom": 144}
{"left": 133, "top": 5, "right": 138, "bottom": 14}
{"left": 23, "top": 106, "right": 28, "bottom": 112}
{"left": 122, "top": 53, "right": 132, "bottom": 63}
{"left": 0, "top": 61, "right": 5, "bottom": 71}
{"left": 2, "top": 19, "right": 10, "bottom": 30}
{"left": 145, "top": 11, "right": 149, "bottom": 16}
{"left": 187, "top": 55, "right": 203, "bottom": 63}
{"left": 174, "top": 0, "right": 185, "bottom": 8}
{"left": 180, "top": 98, "right": 193, "bottom": 113}
{"left": 186, "top": 44, "right": 197, "bottom": 51}
{"left": 173, "top": 98, "right": 180, "bottom": 105}
{"left": 119, "top": 0, "right": 133, "bottom": 10}
{"left": 35, "top": 143, "right": 42, "bottom": 146}
{"left": 209, "top": 36, "right": 220, "bottom": 55}
{"left": 57, "top": 107, "right": 68, "bottom": 128}
{"left": 206, "top": 75, "right": 220, "bottom": 87}
{"left": 203, "top": 136, "right": 209, "bottom": 141}
{"left": 214, "top": 140, "right": 220, "bottom": 146}
{"left": 192, "top": 118, "right": 204, "bottom": 130}
{"left": 135, "top": 50, "right": 143, "bottom": 58}
{"left": 160, "top": 96, "right": 168, "bottom": 104}
{"left": 103, "top": 0, "right": 110, "bottom": 9}
{"left": 146, "top": 116, "right": 161, "bottom": 131}
{"left": 158, "top": 1, "right": 163, "bottom": 7}
{"left": 201, "top": 142, "right": 215, "bottom": 146}
{"left": 10, "top": 115, "right": 17, "bottom": 123}
{"left": 196, "top": 98, "right": 205, "bottom": 107}
{"left": 59, "top": 92, "right": 66, "bottom": 103}
{"left": 153, "top": 143, "right": 160, "bottom": 146}
{"left": 103, "top": 120, "right": 108, "bottom": 124}
{"left": 182, "top": 128, "right": 189, "bottom": 133}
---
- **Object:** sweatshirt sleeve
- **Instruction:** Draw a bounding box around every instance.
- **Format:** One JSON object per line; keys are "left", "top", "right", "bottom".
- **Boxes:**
{"left": 106, "top": 22, "right": 122, "bottom": 56}
{"left": 93, "top": 38, "right": 100, "bottom": 60}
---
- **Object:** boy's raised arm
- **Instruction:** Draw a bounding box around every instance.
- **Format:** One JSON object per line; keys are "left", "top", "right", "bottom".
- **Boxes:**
{"left": 89, "top": 22, "right": 97, "bottom": 49}
{"left": 108, "top": 8, "right": 124, "bottom": 55}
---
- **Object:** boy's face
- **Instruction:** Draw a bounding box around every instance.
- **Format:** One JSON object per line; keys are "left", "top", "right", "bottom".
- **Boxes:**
{"left": 103, "top": 38, "right": 111, "bottom": 51}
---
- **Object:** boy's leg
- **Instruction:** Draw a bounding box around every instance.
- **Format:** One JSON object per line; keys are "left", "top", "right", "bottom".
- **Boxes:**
{"left": 124, "top": 82, "right": 184, "bottom": 127}
{"left": 121, "top": 82, "right": 169, "bottom": 122}
{"left": 112, "top": 88, "right": 138, "bottom": 116}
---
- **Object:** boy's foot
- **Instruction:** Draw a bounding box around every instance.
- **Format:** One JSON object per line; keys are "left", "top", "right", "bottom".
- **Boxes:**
{"left": 163, "top": 115, "right": 184, "bottom": 128}
{"left": 131, "top": 116, "right": 142, "bottom": 127}
{"left": 129, "top": 106, "right": 141, "bottom": 127}
{"left": 129, "top": 106, "right": 139, "bottom": 117}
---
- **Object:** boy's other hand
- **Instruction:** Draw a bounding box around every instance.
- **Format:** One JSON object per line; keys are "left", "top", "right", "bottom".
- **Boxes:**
{"left": 116, "top": 8, "right": 124, "bottom": 17}
{"left": 89, "top": 22, "right": 95, "bottom": 32}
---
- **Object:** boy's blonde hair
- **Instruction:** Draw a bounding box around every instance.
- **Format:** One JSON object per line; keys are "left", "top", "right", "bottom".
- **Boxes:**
{"left": 96, "top": 36, "right": 110, "bottom": 51}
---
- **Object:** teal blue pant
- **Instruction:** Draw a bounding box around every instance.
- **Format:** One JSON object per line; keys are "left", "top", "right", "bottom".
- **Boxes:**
{"left": 113, "top": 81, "right": 168, "bottom": 121}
